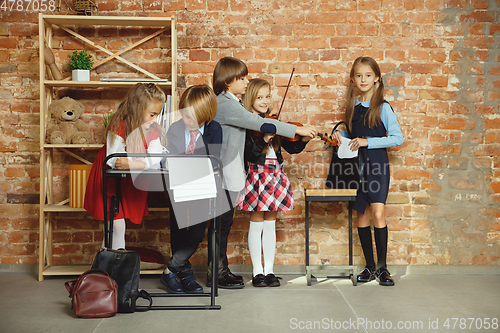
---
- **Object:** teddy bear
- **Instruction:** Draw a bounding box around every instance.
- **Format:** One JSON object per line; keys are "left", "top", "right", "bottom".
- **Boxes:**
{"left": 46, "top": 96, "right": 91, "bottom": 144}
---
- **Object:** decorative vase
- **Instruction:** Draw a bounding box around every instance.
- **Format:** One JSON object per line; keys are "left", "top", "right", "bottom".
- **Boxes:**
{"left": 72, "top": 69, "right": 90, "bottom": 81}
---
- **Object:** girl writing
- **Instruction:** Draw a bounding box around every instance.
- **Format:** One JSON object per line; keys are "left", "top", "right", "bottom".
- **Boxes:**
{"left": 85, "top": 83, "right": 166, "bottom": 250}
{"left": 332, "top": 57, "right": 404, "bottom": 286}
{"left": 238, "top": 79, "right": 312, "bottom": 287}
{"left": 209, "top": 56, "right": 316, "bottom": 289}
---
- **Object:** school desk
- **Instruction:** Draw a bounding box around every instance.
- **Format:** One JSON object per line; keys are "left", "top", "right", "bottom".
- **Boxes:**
{"left": 103, "top": 153, "right": 223, "bottom": 310}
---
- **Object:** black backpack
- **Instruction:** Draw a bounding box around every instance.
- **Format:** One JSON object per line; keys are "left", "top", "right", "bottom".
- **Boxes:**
{"left": 91, "top": 248, "right": 152, "bottom": 313}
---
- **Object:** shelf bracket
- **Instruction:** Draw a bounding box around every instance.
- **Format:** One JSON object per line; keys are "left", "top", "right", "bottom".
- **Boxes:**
{"left": 54, "top": 24, "right": 164, "bottom": 80}
{"left": 59, "top": 148, "right": 93, "bottom": 165}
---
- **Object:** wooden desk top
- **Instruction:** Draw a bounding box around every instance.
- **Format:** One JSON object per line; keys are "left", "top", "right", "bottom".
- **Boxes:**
{"left": 305, "top": 188, "right": 357, "bottom": 197}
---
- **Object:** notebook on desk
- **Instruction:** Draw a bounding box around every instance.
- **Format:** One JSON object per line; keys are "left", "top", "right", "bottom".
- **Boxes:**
{"left": 166, "top": 157, "right": 217, "bottom": 202}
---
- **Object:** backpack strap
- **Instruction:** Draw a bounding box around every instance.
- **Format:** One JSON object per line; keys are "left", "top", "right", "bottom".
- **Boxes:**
{"left": 330, "top": 121, "right": 353, "bottom": 139}
{"left": 135, "top": 290, "right": 153, "bottom": 312}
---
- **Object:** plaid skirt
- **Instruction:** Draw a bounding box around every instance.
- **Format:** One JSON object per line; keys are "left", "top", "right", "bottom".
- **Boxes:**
{"left": 237, "top": 158, "right": 294, "bottom": 212}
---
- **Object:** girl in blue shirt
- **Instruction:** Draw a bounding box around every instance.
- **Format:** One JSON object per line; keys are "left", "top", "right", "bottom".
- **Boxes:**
{"left": 333, "top": 57, "right": 404, "bottom": 286}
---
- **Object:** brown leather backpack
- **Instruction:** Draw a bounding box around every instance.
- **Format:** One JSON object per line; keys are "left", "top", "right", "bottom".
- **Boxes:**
{"left": 65, "top": 269, "right": 118, "bottom": 318}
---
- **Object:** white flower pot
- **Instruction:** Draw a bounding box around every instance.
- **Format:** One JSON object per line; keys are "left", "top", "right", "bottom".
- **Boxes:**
{"left": 72, "top": 69, "right": 90, "bottom": 81}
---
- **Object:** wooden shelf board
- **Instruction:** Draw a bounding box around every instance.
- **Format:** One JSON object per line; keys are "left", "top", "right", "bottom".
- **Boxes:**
{"left": 44, "top": 144, "right": 103, "bottom": 149}
{"left": 149, "top": 207, "right": 169, "bottom": 212}
{"left": 43, "top": 205, "right": 168, "bottom": 212}
{"left": 43, "top": 265, "right": 90, "bottom": 276}
{"left": 42, "top": 265, "right": 163, "bottom": 276}
{"left": 44, "top": 81, "right": 172, "bottom": 88}
{"left": 43, "top": 205, "right": 87, "bottom": 212}
{"left": 42, "top": 15, "right": 172, "bottom": 27}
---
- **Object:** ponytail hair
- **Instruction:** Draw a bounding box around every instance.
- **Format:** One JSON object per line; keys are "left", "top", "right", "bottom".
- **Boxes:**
{"left": 346, "top": 57, "right": 385, "bottom": 130}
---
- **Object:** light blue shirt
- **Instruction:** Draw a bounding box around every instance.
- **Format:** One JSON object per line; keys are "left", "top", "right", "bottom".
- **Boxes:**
{"left": 184, "top": 123, "right": 205, "bottom": 153}
{"left": 339, "top": 100, "right": 404, "bottom": 149}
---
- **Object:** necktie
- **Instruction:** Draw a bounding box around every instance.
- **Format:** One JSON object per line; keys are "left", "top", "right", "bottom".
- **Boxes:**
{"left": 186, "top": 130, "right": 198, "bottom": 154}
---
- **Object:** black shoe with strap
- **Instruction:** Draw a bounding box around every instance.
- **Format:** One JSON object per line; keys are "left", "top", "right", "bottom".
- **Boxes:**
{"left": 160, "top": 272, "right": 184, "bottom": 294}
{"left": 206, "top": 272, "right": 245, "bottom": 289}
{"left": 180, "top": 275, "right": 204, "bottom": 294}
{"left": 265, "top": 273, "right": 282, "bottom": 287}
{"left": 376, "top": 266, "right": 394, "bottom": 286}
{"left": 252, "top": 274, "right": 267, "bottom": 287}
{"left": 357, "top": 265, "right": 375, "bottom": 283}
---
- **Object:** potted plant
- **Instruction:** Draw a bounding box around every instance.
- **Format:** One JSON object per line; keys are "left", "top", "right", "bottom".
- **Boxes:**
{"left": 67, "top": 49, "right": 94, "bottom": 81}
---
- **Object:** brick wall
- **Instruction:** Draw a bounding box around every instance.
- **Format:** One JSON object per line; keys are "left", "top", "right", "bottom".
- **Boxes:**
{"left": 0, "top": 0, "right": 499, "bottom": 267}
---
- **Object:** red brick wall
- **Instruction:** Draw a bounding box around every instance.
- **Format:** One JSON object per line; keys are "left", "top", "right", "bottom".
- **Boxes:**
{"left": 0, "top": 0, "right": 499, "bottom": 267}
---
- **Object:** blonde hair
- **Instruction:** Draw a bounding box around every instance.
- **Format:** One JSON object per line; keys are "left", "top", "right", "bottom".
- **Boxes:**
{"left": 107, "top": 83, "right": 166, "bottom": 152}
{"left": 242, "top": 78, "right": 280, "bottom": 152}
{"left": 179, "top": 85, "right": 218, "bottom": 125}
{"left": 213, "top": 57, "right": 248, "bottom": 95}
{"left": 346, "top": 57, "right": 385, "bottom": 129}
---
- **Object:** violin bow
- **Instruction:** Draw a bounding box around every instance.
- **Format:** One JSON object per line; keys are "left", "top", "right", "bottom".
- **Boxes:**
{"left": 275, "top": 67, "right": 295, "bottom": 119}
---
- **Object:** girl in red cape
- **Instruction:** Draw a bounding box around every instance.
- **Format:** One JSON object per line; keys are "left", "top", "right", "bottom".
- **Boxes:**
{"left": 85, "top": 83, "right": 166, "bottom": 249}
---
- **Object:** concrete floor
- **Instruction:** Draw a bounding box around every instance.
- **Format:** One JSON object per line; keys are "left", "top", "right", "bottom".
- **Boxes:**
{"left": 1, "top": 269, "right": 499, "bottom": 333}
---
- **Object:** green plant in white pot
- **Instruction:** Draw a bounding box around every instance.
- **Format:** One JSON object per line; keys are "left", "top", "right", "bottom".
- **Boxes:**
{"left": 67, "top": 49, "right": 94, "bottom": 81}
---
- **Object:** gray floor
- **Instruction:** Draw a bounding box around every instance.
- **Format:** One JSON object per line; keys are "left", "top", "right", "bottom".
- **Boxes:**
{"left": 1, "top": 270, "right": 499, "bottom": 333}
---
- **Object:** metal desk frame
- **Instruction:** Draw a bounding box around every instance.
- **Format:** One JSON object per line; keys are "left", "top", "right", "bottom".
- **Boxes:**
{"left": 103, "top": 153, "right": 222, "bottom": 310}
{"left": 304, "top": 188, "right": 358, "bottom": 286}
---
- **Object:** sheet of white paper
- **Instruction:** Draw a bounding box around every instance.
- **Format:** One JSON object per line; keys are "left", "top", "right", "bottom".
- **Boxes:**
{"left": 167, "top": 157, "right": 217, "bottom": 202}
{"left": 338, "top": 137, "right": 359, "bottom": 159}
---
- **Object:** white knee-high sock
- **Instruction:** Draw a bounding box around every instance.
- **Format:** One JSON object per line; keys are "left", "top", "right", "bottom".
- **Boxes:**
{"left": 248, "top": 221, "right": 264, "bottom": 276}
{"left": 102, "top": 218, "right": 126, "bottom": 250}
{"left": 262, "top": 220, "right": 276, "bottom": 275}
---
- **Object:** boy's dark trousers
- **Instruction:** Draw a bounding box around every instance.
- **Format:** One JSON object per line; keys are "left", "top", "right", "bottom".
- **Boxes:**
{"left": 167, "top": 199, "right": 209, "bottom": 278}
{"left": 207, "top": 190, "right": 239, "bottom": 279}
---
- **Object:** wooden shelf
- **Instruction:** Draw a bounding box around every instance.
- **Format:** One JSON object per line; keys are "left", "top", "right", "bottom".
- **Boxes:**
{"left": 42, "top": 265, "right": 91, "bottom": 276}
{"left": 44, "top": 144, "right": 103, "bottom": 149}
{"left": 38, "top": 14, "right": 177, "bottom": 281}
{"left": 43, "top": 205, "right": 87, "bottom": 212}
{"left": 44, "top": 80, "right": 172, "bottom": 88}
{"left": 42, "top": 265, "right": 164, "bottom": 277}
{"left": 42, "top": 15, "right": 173, "bottom": 27}
{"left": 43, "top": 204, "right": 168, "bottom": 213}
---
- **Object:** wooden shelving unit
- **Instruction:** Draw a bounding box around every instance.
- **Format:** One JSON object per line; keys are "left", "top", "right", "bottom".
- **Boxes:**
{"left": 38, "top": 14, "right": 177, "bottom": 281}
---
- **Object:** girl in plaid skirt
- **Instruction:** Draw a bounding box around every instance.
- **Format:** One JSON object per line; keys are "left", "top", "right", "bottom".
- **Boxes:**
{"left": 237, "top": 79, "right": 313, "bottom": 287}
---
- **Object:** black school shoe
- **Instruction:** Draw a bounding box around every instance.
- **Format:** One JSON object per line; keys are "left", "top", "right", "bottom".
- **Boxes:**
{"left": 160, "top": 272, "right": 184, "bottom": 294}
{"left": 357, "top": 266, "right": 375, "bottom": 283}
{"left": 227, "top": 269, "right": 244, "bottom": 282}
{"left": 265, "top": 273, "right": 281, "bottom": 287}
{"left": 206, "top": 272, "right": 245, "bottom": 289}
{"left": 375, "top": 266, "right": 395, "bottom": 286}
{"left": 180, "top": 275, "right": 204, "bottom": 294}
{"left": 252, "top": 274, "right": 267, "bottom": 287}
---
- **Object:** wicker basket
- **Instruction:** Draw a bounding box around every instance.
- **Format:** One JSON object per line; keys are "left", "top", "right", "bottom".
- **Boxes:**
{"left": 73, "top": 0, "right": 97, "bottom": 15}
{"left": 73, "top": 0, "right": 89, "bottom": 12}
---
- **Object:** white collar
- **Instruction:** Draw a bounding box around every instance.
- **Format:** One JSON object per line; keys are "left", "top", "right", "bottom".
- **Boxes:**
{"left": 355, "top": 99, "right": 371, "bottom": 107}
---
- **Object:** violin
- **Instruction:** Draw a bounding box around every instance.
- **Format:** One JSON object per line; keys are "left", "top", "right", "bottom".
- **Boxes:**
{"left": 318, "top": 133, "right": 338, "bottom": 147}
{"left": 252, "top": 68, "right": 304, "bottom": 142}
